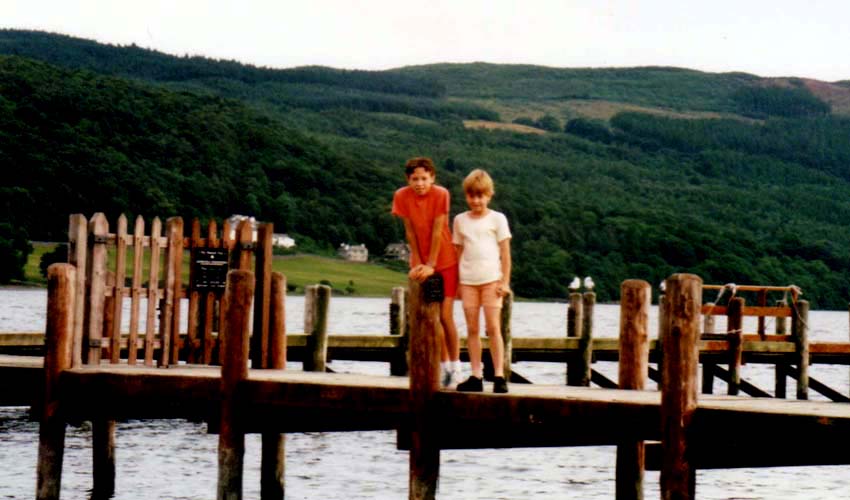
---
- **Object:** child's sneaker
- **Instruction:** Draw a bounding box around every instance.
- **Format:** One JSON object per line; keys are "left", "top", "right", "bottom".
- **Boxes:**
{"left": 441, "top": 367, "right": 452, "bottom": 388}
{"left": 456, "top": 375, "right": 483, "bottom": 392}
{"left": 447, "top": 365, "right": 463, "bottom": 389}
{"left": 493, "top": 376, "right": 509, "bottom": 394}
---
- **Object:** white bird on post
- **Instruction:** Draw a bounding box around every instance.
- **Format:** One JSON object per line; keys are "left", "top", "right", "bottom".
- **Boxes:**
{"left": 583, "top": 276, "right": 594, "bottom": 290}
{"left": 569, "top": 276, "right": 581, "bottom": 291}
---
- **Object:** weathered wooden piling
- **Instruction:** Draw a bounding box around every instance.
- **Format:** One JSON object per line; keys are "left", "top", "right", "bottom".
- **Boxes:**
{"left": 500, "top": 290, "right": 514, "bottom": 381}
{"left": 656, "top": 293, "right": 666, "bottom": 390}
{"left": 792, "top": 300, "right": 810, "bottom": 400}
{"left": 217, "top": 270, "right": 255, "bottom": 500}
{"left": 727, "top": 297, "right": 744, "bottom": 396}
{"left": 660, "top": 273, "right": 701, "bottom": 500}
{"left": 36, "top": 264, "right": 76, "bottom": 500}
{"left": 566, "top": 292, "right": 584, "bottom": 385}
{"left": 261, "top": 272, "right": 287, "bottom": 500}
{"left": 390, "top": 286, "right": 409, "bottom": 376}
{"left": 408, "top": 279, "right": 441, "bottom": 500}
{"left": 616, "top": 280, "right": 650, "bottom": 500}
{"left": 303, "top": 285, "right": 331, "bottom": 372}
{"left": 568, "top": 292, "right": 593, "bottom": 386}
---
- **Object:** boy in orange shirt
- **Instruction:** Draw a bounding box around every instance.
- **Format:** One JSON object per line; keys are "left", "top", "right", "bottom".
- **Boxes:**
{"left": 392, "top": 157, "right": 462, "bottom": 388}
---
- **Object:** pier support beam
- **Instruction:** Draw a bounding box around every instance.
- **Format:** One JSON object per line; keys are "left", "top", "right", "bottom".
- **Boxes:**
{"left": 792, "top": 300, "right": 810, "bottom": 400}
{"left": 303, "top": 284, "right": 331, "bottom": 372}
{"left": 217, "top": 270, "right": 254, "bottom": 500}
{"left": 408, "top": 279, "right": 441, "bottom": 500}
{"left": 500, "top": 291, "right": 514, "bottom": 381}
{"left": 727, "top": 298, "right": 744, "bottom": 396}
{"left": 566, "top": 292, "right": 584, "bottom": 385}
{"left": 261, "top": 272, "right": 287, "bottom": 500}
{"left": 660, "top": 273, "right": 701, "bottom": 500}
{"left": 616, "top": 280, "right": 650, "bottom": 500}
{"left": 36, "top": 264, "right": 76, "bottom": 500}
{"left": 390, "top": 286, "right": 409, "bottom": 376}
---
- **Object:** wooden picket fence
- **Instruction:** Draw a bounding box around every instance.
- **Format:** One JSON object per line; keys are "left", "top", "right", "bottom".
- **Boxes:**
{"left": 67, "top": 212, "right": 274, "bottom": 369}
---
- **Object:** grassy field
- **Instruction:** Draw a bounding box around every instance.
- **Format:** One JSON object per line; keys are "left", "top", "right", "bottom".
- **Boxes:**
{"left": 23, "top": 244, "right": 407, "bottom": 297}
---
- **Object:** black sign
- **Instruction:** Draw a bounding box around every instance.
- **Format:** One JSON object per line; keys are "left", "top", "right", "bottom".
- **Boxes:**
{"left": 192, "top": 248, "right": 229, "bottom": 290}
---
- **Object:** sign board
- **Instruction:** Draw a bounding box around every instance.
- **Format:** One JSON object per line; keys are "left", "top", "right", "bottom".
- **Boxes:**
{"left": 192, "top": 248, "right": 229, "bottom": 290}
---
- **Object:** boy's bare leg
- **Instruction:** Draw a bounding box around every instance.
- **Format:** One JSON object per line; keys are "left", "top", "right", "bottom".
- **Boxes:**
{"left": 483, "top": 306, "right": 504, "bottom": 377}
{"left": 441, "top": 297, "right": 460, "bottom": 361}
{"left": 462, "top": 307, "right": 482, "bottom": 376}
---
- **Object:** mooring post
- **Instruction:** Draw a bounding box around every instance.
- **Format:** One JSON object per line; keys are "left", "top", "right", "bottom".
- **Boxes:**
{"left": 500, "top": 290, "right": 514, "bottom": 381}
{"left": 792, "top": 299, "right": 810, "bottom": 400}
{"left": 566, "top": 292, "right": 583, "bottom": 385}
{"left": 408, "top": 279, "right": 441, "bottom": 500}
{"left": 701, "top": 309, "right": 715, "bottom": 395}
{"left": 727, "top": 297, "right": 745, "bottom": 396}
{"left": 656, "top": 293, "right": 666, "bottom": 391}
{"left": 36, "top": 264, "right": 76, "bottom": 500}
{"left": 217, "top": 270, "right": 254, "bottom": 500}
{"left": 660, "top": 273, "right": 701, "bottom": 500}
{"left": 568, "top": 291, "right": 593, "bottom": 386}
{"left": 616, "top": 280, "right": 650, "bottom": 500}
{"left": 261, "top": 272, "right": 287, "bottom": 500}
{"left": 390, "top": 286, "right": 409, "bottom": 376}
{"left": 303, "top": 285, "right": 331, "bottom": 372}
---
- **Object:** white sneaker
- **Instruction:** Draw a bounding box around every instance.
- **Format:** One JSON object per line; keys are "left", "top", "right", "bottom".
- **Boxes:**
{"left": 447, "top": 366, "right": 463, "bottom": 389}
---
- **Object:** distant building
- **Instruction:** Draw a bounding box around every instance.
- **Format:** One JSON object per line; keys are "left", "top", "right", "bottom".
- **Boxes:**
{"left": 272, "top": 233, "right": 296, "bottom": 249}
{"left": 384, "top": 242, "right": 410, "bottom": 261}
{"left": 338, "top": 243, "right": 368, "bottom": 262}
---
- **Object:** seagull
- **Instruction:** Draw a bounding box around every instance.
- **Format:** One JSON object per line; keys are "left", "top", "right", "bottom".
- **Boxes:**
{"left": 569, "top": 276, "right": 581, "bottom": 290}
{"left": 583, "top": 276, "right": 595, "bottom": 290}
{"left": 659, "top": 281, "right": 667, "bottom": 292}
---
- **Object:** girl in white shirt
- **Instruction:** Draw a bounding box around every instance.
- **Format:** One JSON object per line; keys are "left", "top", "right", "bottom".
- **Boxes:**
{"left": 452, "top": 169, "right": 512, "bottom": 393}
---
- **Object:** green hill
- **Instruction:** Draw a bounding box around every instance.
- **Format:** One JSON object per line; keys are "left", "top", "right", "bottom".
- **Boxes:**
{"left": 3, "top": 29, "right": 850, "bottom": 308}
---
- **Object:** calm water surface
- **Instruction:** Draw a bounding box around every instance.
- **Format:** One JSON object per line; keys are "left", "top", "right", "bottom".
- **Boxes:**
{"left": 1, "top": 289, "right": 849, "bottom": 499}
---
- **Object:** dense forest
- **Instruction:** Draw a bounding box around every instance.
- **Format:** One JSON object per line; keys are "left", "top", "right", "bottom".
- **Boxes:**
{"left": 3, "top": 29, "right": 850, "bottom": 308}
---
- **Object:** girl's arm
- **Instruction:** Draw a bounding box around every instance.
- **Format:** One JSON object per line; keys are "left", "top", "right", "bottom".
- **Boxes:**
{"left": 498, "top": 238, "right": 512, "bottom": 295}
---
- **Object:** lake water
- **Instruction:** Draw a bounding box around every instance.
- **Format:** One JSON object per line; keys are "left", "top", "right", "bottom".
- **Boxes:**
{"left": 1, "top": 288, "right": 849, "bottom": 499}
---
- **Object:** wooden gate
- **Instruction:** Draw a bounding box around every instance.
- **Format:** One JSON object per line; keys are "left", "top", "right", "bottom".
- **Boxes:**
{"left": 67, "top": 212, "right": 274, "bottom": 368}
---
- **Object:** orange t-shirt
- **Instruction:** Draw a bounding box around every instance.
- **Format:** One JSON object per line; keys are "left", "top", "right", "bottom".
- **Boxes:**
{"left": 391, "top": 185, "right": 458, "bottom": 271}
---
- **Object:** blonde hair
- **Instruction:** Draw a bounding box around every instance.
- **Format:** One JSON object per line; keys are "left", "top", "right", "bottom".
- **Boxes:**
{"left": 462, "top": 169, "right": 494, "bottom": 196}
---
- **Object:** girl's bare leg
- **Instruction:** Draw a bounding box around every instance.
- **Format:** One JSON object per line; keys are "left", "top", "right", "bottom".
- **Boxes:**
{"left": 462, "top": 306, "right": 482, "bottom": 377}
{"left": 483, "top": 306, "right": 504, "bottom": 377}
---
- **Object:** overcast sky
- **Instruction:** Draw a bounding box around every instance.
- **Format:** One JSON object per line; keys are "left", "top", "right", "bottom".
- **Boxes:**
{"left": 5, "top": 0, "right": 850, "bottom": 82}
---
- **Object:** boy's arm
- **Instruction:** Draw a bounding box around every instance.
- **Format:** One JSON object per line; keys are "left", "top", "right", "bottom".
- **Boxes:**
{"left": 424, "top": 214, "right": 446, "bottom": 270}
{"left": 498, "top": 238, "right": 512, "bottom": 295}
{"left": 401, "top": 217, "right": 423, "bottom": 268}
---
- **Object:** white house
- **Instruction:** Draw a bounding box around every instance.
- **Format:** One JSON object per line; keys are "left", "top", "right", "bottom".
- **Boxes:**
{"left": 384, "top": 242, "right": 410, "bottom": 261}
{"left": 272, "top": 233, "right": 296, "bottom": 249}
{"left": 338, "top": 243, "right": 368, "bottom": 262}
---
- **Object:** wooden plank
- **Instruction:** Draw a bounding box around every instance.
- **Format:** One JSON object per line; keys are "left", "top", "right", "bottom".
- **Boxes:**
{"left": 701, "top": 305, "right": 792, "bottom": 317}
{"left": 727, "top": 297, "right": 744, "bottom": 396}
{"left": 159, "top": 217, "right": 183, "bottom": 367}
{"left": 85, "top": 213, "right": 109, "bottom": 365}
{"left": 218, "top": 220, "right": 233, "bottom": 365}
{"left": 110, "top": 215, "right": 128, "bottom": 364}
{"left": 144, "top": 217, "right": 162, "bottom": 367}
{"left": 792, "top": 300, "right": 810, "bottom": 400}
{"left": 128, "top": 216, "right": 145, "bottom": 365}
{"left": 68, "top": 214, "right": 88, "bottom": 368}
{"left": 203, "top": 220, "right": 219, "bottom": 365}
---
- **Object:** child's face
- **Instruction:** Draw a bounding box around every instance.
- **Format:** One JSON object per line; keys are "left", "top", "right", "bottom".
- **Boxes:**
{"left": 465, "top": 191, "right": 492, "bottom": 215}
{"left": 407, "top": 167, "right": 435, "bottom": 196}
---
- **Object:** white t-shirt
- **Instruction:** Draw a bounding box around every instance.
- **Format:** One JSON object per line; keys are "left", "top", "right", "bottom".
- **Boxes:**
{"left": 452, "top": 210, "right": 512, "bottom": 285}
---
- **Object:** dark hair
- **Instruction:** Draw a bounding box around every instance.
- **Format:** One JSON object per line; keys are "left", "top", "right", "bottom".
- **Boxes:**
{"left": 404, "top": 157, "right": 436, "bottom": 177}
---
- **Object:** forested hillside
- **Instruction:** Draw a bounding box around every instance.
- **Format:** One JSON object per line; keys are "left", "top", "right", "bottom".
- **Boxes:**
{"left": 3, "top": 29, "right": 850, "bottom": 308}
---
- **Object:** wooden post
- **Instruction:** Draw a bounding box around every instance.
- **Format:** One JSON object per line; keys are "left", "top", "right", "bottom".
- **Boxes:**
{"left": 217, "top": 270, "right": 254, "bottom": 500}
{"left": 161, "top": 217, "right": 184, "bottom": 367}
{"left": 128, "top": 216, "right": 145, "bottom": 365}
{"left": 68, "top": 214, "right": 88, "bottom": 368}
{"left": 757, "top": 289, "right": 768, "bottom": 339}
{"left": 390, "top": 286, "right": 409, "bottom": 376}
{"left": 776, "top": 300, "right": 788, "bottom": 335}
{"left": 792, "top": 299, "right": 810, "bottom": 400}
{"left": 501, "top": 290, "right": 514, "bottom": 382}
{"left": 186, "top": 218, "right": 202, "bottom": 363}
{"left": 145, "top": 217, "right": 162, "bottom": 367}
{"left": 261, "top": 272, "right": 286, "bottom": 500}
{"left": 110, "top": 215, "right": 127, "bottom": 364}
{"left": 702, "top": 314, "right": 715, "bottom": 335}
{"left": 92, "top": 419, "right": 116, "bottom": 499}
{"left": 566, "top": 292, "right": 583, "bottom": 385}
{"left": 568, "top": 292, "right": 593, "bottom": 386}
{"left": 85, "top": 213, "right": 109, "bottom": 364}
{"left": 36, "top": 264, "right": 75, "bottom": 500}
{"left": 660, "top": 273, "right": 701, "bottom": 500}
{"left": 303, "top": 285, "right": 331, "bottom": 372}
{"left": 727, "top": 297, "right": 745, "bottom": 396}
{"left": 408, "top": 279, "right": 441, "bottom": 500}
{"left": 656, "top": 293, "right": 666, "bottom": 391}
{"left": 251, "top": 223, "right": 273, "bottom": 370}
{"left": 616, "top": 280, "right": 650, "bottom": 500}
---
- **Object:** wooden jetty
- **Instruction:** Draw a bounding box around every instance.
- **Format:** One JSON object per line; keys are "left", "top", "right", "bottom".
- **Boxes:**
{"left": 5, "top": 213, "right": 850, "bottom": 499}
